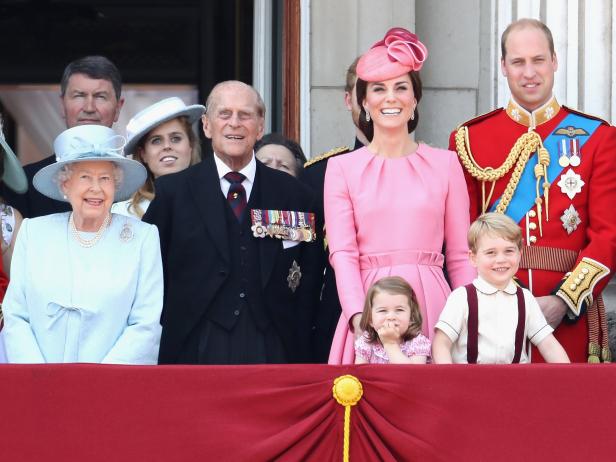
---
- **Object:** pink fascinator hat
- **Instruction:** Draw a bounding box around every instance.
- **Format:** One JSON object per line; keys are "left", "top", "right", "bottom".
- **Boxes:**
{"left": 356, "top": 27, "right": 428, "bottom": 82}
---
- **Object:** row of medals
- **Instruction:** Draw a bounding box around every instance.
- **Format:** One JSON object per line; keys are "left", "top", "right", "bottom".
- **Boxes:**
{"left": 252, "top": 223, "right": 314, "bottom": 242}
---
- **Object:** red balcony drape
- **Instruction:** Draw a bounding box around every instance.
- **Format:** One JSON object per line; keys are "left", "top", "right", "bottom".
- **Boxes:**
{"left": 0, "top": 364, "right": 614, "bottom": 461}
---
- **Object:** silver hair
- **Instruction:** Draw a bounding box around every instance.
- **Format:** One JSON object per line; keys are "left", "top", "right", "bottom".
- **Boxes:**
{"left": 54, "top": 161, "right": 124, "bottom": 196}
{"left": 205, "top": 80, "right": 266, "bottom": 118}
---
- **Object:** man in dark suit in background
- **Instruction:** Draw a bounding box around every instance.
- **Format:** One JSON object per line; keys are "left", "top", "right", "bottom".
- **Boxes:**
{"left": 301, "top": 57, "right": 369, "bottom": 362}
{"left": 3, "top": 55, "right": 124, "bottom": 217}
{"left": 144, "top": 81, "right": 319, "bottom": 364}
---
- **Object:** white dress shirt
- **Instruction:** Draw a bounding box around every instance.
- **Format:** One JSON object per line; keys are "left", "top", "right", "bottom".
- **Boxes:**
{"left": 435, "top": 276, "right": 553, "bottom": 364}
{"left": 213, "top": 152, "right": 257, "bottom": 200}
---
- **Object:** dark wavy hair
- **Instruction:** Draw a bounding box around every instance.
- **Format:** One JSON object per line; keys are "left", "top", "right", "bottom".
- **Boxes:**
{"left": 356, "top": 71, "right": 422, "bottom": 141}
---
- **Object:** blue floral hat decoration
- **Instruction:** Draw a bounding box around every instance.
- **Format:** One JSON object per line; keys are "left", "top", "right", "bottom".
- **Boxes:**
{"left": 33, "top": 125, "right": 147, "bottom": 202}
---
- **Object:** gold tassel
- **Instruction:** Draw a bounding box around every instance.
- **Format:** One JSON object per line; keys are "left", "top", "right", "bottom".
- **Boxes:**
{"left": 333, "top": 375, "right": 363, "bottom": 462}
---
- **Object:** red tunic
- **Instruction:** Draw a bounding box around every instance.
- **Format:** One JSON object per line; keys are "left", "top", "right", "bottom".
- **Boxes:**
{"left": 450, "top": 98, "right": 616, "bottom": 362}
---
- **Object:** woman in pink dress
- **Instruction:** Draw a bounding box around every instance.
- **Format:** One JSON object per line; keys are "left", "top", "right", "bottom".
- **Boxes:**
{"left": 325, "top": 28, "right": 476, "bottom": 364}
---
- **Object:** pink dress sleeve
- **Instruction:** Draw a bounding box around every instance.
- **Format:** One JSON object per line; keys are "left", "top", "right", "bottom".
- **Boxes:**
{"left": 443, "top": 152, "right": 476, "bottom": 288}
{"left": 324, "top": 158, "right": 366, "bottom": 323}
{"left": 354, "top": 335, "right": 373, "bottom": 362}
{"left": 406, "top": 333, "right": 432, "bottom": 357}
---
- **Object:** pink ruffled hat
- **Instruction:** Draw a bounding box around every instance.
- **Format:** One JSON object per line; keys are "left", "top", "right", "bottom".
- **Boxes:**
{"left": 356, "top": 27, "right": 428, "bottom": 82}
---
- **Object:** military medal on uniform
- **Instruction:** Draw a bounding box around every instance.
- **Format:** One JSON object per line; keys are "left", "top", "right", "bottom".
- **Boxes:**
{"left": 250, "top": 208, "right": 316, "bottom": 242}
{"left": 558, "top": 138, "right": 570, "bottom": 167}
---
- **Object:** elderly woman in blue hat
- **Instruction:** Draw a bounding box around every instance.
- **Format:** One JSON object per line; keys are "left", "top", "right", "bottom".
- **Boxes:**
{"left": 112, "top": 97, "right": 204, "bottom": 219}
{"left": 1, "top": 125, "right": 163, "bottom": 364}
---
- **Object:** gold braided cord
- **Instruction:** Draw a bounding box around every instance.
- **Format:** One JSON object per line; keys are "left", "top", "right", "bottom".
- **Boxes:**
{"left": 343, "top": 405, "right": 351, "bottom": 462}
{"left": 455, "top": 127, "right": 550, "bottom": 218}
{"left": 455, "top": 126, "right": 542, "bottom": 181}
{"left": 537, "top": 147, "right": 551, "bottom": 220}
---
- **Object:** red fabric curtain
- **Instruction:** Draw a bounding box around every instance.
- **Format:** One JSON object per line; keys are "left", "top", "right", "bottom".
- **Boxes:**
{"left": 0, "top": 364, "right": 614, "bottom": 461}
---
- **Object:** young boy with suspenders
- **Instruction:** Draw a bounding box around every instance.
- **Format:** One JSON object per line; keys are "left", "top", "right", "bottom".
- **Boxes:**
{"left": 432, "top": 213, "right": 569, "bottom": 364}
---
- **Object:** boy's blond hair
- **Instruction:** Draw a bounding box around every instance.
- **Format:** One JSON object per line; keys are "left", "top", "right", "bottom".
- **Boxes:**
{"left": 468, "top": 213, "right": 522, "bottom": 253}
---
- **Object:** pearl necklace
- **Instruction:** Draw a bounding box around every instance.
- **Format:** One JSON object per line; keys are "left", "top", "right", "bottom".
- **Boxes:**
{"left": 69, "top": 212, "right": 112, "bottom": 248}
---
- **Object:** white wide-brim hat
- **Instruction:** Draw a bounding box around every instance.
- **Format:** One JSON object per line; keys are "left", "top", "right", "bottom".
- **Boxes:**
{"left": 33, "top": 125, "right": 147, "bottom": 203}
{"left": 124, "top": 97, "right": 205, "bottom": 156}
{"left": 0, "top": 130, "right": 28, "bottom": 193}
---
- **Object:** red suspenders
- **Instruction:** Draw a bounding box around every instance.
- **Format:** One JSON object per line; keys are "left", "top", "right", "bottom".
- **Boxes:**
{"left": 464, "top": 284, "right": 526, "bottom": 364}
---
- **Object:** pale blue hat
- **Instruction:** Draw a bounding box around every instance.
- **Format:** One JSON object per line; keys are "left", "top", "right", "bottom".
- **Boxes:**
{"left": 33, "top": 125, "right": 147, "bottom": 202}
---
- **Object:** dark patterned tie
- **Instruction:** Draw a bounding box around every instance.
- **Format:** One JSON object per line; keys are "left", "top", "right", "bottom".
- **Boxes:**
{"left": 224, "top": 171, "right": 247, "bottom": 221}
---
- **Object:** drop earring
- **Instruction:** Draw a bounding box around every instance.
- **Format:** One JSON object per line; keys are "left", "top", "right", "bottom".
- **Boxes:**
{"left": 365, "top": 111, "right": 371, "bottom": 122}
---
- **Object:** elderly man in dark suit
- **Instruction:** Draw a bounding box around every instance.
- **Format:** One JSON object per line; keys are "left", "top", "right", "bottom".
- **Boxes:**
{"left": 144, "top": 81, "right": 319, "bottom": 364}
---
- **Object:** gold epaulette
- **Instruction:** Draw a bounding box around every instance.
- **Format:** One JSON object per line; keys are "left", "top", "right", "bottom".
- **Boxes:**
{"left": 304, "top": 146, "right": 350, "bottom": 168}
{"left": 455, "top": 108, "right": 504, "bottom": 130}
{"left": 557, "top": 257, "right": 610, "bottom": 316}
{"left": 562, "top": 105, "right": 611, "bottom": 127}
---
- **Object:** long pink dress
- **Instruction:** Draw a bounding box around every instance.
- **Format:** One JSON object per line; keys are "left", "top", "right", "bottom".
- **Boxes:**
{"left": 325, "top": 144, "right": 476, "bottom": 364}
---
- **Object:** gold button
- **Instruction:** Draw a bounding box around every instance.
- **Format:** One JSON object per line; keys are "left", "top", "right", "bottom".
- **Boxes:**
{"left": 529, "top": 222, "right": 537, "bottom": 230}
{"left": 582, "top": 268, "right": 590, "bottom": 274}
{"left": 528, "top": 210, "right": 537, "bottom": 218}
{"left": 570, "top": 284, "right": 577, "bottom": 291}
{"left": 529, "top": 236, "right": 537, "bottom": 243}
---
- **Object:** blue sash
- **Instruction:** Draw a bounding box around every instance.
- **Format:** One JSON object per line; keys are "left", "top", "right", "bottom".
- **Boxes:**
{"left": 489, "top": 113, "right": 602, "bottom": 223}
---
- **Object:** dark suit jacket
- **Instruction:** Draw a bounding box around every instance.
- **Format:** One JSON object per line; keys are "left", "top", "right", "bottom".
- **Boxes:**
{"left": 299, "top": 138, "right": 361, "bottom": 362}
{"left": 1, "top": 154, "right": 71, "bottom": 218}
{"left": 143, "top": 154, "right": 320, "bottom": 364}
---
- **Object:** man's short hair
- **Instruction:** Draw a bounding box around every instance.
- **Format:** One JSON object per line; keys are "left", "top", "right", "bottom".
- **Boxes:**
{"left": 60, "top": 56, "right": 122, "bottom": 99}
{"left": 501, "top": 18, "right": 555, "bottom": 60}
{"left": 344, "top": 57, "right": 360, "bottom": 93}
{"left": 205, "top": 80, "right": 265, "bottom": 118}
{"left": 468, "top": 213, "right": 523, "bottom": 253}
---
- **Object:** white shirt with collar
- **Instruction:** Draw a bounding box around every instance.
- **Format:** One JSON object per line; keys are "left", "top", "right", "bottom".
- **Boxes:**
{"left": 213, "top": 152, "right": 257, "bottom": 200}
{"left": 435, "top": 276, "right": 553, "bottom": 364}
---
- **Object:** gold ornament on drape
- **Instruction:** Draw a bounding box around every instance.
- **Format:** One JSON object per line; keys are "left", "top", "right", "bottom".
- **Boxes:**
{"left": 332, "top": 375, "right": 363, "bottom": 462}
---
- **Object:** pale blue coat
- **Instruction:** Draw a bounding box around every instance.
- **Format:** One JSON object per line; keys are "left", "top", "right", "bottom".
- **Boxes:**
{"left": 2, "top": 213, "right": 163, "bottom": 364}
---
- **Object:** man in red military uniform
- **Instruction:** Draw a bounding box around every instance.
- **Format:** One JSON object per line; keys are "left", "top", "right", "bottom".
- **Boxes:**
{"left": 450, "top": 18, "right": 616, "bottom": 363}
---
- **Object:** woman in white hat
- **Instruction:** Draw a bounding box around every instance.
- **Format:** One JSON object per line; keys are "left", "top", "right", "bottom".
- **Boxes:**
{"left": 112, "top": 97, "right": 205, "bottom": 218}
{"left": 0, "top": 117, "right": 28, "bottom": 277}
{"left": 2, "top": 125, "right": 163, "bottom": 364}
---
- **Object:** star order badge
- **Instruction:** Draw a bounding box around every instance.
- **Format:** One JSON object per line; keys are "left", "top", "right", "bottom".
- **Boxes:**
{"left": 287, "top": 260, "right": 302, "bottom": 292}
{"left": 561, "top": 205, "right": 581, "bottom": 234}
{"left": 557, "top": 168, "right": 585, "bottom": 200}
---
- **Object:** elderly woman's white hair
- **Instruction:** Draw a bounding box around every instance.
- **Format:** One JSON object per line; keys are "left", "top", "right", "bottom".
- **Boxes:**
{"left": 53, "top": 162, "right": 125, "bottom": 198}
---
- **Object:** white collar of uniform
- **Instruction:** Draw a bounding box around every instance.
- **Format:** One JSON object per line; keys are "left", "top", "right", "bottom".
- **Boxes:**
{"left": 213, "top": 151, "right": 257, "bottom": 184}
{"left": 472, "top": 276, "right": 518, "bottom": 295}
